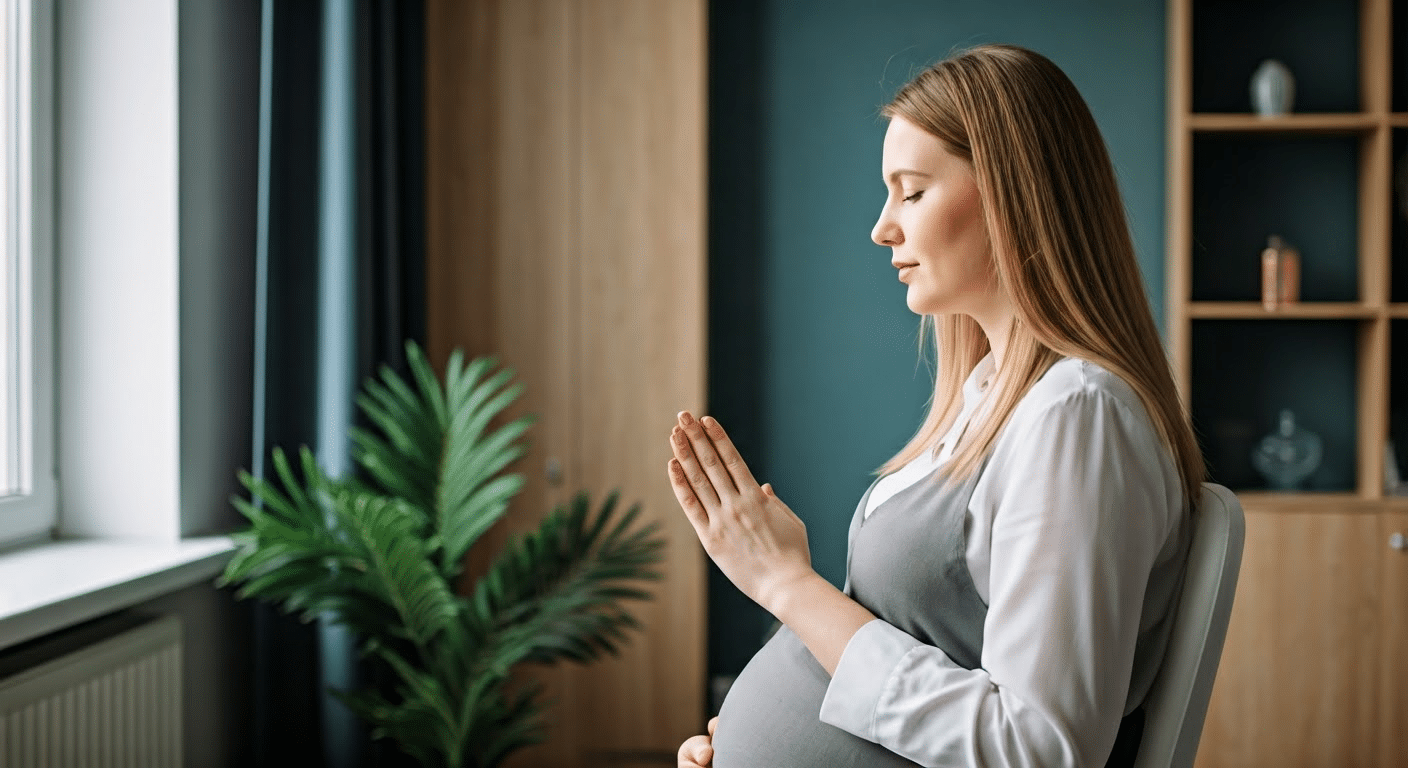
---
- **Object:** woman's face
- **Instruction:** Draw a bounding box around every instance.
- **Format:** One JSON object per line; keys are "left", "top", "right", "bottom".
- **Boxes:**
{"left": 872, "top": 116, "right": 1004, "bottom": 320}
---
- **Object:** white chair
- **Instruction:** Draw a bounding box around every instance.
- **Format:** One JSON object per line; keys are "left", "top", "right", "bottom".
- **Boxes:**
{"left": 1134, "top": 482, "right": 1245, "bottom": 768}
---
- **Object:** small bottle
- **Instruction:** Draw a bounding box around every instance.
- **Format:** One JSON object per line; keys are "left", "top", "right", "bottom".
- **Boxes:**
{"left": 1261, "top": 235, "right": 1300, "bottom": 309}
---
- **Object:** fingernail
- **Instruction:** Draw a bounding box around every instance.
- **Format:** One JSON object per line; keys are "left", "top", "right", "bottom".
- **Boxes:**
{"left": 673, "top": 429, "right": 686, "bottom": 445}
{"left": 679, "top": 411, "right": 695, "bottom": 425}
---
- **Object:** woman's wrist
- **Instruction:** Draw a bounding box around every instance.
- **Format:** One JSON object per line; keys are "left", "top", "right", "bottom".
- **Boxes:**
{"left": 757, "top": 567, "right": 824, "bottom": 620}
{"left": 766, "top": 572, "right": 876, "bottom": 675}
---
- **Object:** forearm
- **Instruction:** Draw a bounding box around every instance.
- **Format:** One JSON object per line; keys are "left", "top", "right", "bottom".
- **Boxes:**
{"left": 766, "top": 573, "right": 876, "bottom": 675}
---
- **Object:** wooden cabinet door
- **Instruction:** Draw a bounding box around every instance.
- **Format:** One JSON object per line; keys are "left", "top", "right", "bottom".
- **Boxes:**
{"left": 1381, "top": 512, "right": 1408, "bottom": 768}
{"left": 425, "top": 1, "right": 707, "bottom": 765}
{"left": 569, "top": 0, "right": 708, "bottom": 762}
{"left": 1196, "top": 510, "right": 1383, "bottom": 768}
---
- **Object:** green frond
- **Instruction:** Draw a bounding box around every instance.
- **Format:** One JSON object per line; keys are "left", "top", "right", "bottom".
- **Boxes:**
{"left": 367, "top": 369, "right": 441, "bottom": 456}
{"left": 465, "top": 491, "right": 664, "bottom": 673}
{"left": 332, "top": 492, "right": 458, "bottom": 647}
{"left": 443, "top": 351, "right": 490, "bottom": 418}
{"left": 350, "top": 425, "right": 437, "bottom": 509}
{"left": 225, "top": 342, "right": 666, "bottom": 767}
{"left": 437, "top": 470, "right": 524, "bottom": 578}
{"left": 406, "top": 339, "right": 450, "bottom": 428}
{"left": 476, "top": 683, "right": 547, "bottom": 767}
{"left": 452, "top": 368, "right": 518, "bottom": 447}
{"left": 334, "top": 686, "right": 445, "bottom": 766}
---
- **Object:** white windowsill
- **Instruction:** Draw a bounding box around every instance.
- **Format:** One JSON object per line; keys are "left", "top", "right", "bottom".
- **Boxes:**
{"left": 0, "top": 536, "right": 236, "bottom": 650}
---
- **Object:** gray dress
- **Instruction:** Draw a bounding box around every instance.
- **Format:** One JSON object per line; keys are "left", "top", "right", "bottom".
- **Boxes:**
{"left": 710, "top": 460, "right": 1144, "bottom": 767}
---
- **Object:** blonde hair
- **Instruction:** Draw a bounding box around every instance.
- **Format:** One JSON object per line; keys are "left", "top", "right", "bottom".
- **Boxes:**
{"left": 877, "top": 44, "right": 1206, "bottom": 510}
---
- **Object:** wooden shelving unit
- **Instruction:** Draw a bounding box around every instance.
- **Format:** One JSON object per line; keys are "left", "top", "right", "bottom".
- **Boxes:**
{"left": 1168, "top": 0, "right": 1401, "bottom": 502}
{"left": 1168, "top": 1, "right": 1408, "bottom": 766}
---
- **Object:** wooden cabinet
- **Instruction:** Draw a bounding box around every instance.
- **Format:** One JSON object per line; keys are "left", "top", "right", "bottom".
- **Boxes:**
{"left": 1167, "top": 0, "right": 1408, "bottom": 764}
{"left": 425, "top": 1, "right": 707, "bottom": 765}
{"left": 1379, "top": 512, "right": 1408, "bottom": 767}
{"left": 1197, "top": 506, "right": 1382, "bottom": 767}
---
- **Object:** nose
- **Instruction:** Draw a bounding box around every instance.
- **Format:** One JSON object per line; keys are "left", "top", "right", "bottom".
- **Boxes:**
{"left": 872, "top": 205, "right": 903, "bottom": 247}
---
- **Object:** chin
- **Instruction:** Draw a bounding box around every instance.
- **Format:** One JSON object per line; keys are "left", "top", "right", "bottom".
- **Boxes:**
{"left": 905, "top": 289, "right": 943, "bottom": 316}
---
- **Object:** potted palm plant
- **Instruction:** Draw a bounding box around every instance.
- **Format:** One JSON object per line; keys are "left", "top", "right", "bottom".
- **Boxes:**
{"left": 219, "top": 341, "right": 664, "bottom": 767}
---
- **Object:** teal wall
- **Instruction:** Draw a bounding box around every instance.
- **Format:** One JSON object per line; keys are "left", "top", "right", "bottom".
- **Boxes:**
{"left": 707, "top": 0, "right": 1167, "bottom": 679}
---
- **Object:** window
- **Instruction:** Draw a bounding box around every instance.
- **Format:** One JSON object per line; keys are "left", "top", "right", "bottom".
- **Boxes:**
{"left": 0, "top": 0, "right": 53, "bottom": 546}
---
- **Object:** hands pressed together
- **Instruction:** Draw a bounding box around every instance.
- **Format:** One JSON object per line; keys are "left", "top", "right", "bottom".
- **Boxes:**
{"left": 666, "top": 410, "right": 816, "bottom": 613}
{"left": 666, "top": 410, "right": 819, "bottom": 765}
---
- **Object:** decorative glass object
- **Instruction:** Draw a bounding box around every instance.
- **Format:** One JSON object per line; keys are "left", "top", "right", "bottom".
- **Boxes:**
{"left": 1251, "top": 409, "right": 1322, "bottom": 490}
{"left": 1250, "top": 59, "right": 1295, "bottom": 116}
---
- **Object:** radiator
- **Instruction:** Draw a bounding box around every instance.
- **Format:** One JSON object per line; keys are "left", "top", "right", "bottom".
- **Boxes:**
{"left": 0, "top": 613, "right": 182, "bottom": 768}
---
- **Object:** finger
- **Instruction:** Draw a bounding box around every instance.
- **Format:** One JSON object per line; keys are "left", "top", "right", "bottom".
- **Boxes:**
{"left": 678, "top": 411, "right": 738, "bottom": 496}
{"left": 677, "top": 734, "right": 713, "bottom": 768}
{"left": 672, "top": 424, "right": 722, "bottom": 508}
{"left": 708, "top": 716, "right": 719, "bottom": 737}
{"left": 668, "top": 458, "right": 711, "bottom": 532}
{"left": 700, "top": 416, "right": 759, "bottom": 490}
{"left": 762, "top": 483, "right": 775, "bottom": 497}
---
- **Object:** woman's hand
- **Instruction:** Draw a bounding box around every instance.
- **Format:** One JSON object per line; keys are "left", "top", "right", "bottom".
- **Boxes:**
{"left": 667, "top": 411, "right": 814, "bottom": 614}
{"left": 676, "top": 716, "right": 718, "bottom": 768}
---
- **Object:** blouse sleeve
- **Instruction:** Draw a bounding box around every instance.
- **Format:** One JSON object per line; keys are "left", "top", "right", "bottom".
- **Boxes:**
{"left": 818, "top": 387, "right": 1181, "bottom": 767}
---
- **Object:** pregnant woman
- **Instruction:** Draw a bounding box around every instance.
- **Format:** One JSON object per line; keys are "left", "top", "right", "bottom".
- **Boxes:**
{"left": 668, "top": 44, "right": 1203, "bottom": 768}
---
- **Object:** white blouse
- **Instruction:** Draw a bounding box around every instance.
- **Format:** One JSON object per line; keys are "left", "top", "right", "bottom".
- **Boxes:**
{"left": 820, "top": 354, "right": 1189, "bottom": 768}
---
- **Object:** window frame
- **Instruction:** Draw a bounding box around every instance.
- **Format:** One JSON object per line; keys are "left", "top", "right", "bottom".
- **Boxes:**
{"left": 0, "top": 0, "right": 55, "bottom": 546}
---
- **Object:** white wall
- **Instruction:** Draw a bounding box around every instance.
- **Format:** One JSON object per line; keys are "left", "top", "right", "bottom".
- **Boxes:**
{"left": 57, "top": 0, "right": 261, "bottom": 764}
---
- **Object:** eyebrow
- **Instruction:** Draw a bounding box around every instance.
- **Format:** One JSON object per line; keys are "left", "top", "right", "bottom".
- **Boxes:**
{"left": 885, "top": 168, "right": 932, "bottom": 183}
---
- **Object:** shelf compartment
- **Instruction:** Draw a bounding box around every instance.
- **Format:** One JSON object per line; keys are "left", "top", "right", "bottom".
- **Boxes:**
{"left": 1191, "top": 319, "right": 1358, "bottom": 493}
{"left": 1191, "top": 134, "right": 1360, "bottom": 303}
{"left": 1192, "top": 0, "right": 1360, "bottom": 114}
{"left": 1389, "top": 319, "right": 1408, "bottom": 494}
{"left": 1188, "top": 302, "right": 1378, "bottom": 319}
{"left": 1188, "top": 113, "right": 1378, "bottom": 134}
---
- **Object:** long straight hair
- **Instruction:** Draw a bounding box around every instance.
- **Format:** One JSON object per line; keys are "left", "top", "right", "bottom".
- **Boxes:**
{"left": 877, "top": 44, "right": 1205, "bottom": 510}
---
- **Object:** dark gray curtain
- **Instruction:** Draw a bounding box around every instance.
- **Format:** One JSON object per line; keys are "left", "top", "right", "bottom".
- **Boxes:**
{"left": 248, "top": 0, "right": 425, "bottom": 765}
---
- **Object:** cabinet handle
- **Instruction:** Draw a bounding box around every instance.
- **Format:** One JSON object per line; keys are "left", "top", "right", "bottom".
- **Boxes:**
{"left": 546, "top": 457, "right": 564, "bottom": 487}
{"left": 1391, "top": 532, "right": 1407, "bottom": 551}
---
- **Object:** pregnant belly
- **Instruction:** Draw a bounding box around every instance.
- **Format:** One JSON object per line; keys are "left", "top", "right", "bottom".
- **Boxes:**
{"left": 711, "top": 626, "right": 919, "bottom": 768}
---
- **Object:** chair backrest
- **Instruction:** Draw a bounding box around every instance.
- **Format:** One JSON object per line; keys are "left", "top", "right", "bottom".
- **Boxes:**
{"left": 1133, "top": 483, "right": 1245, "bottom": 768}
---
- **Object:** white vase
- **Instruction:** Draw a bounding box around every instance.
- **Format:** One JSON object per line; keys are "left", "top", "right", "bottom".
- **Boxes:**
{"left": 1250, "top": 59, "right": 1295, "bottom": 116}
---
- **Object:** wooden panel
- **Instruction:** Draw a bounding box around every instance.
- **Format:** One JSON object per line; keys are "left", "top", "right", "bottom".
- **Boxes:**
{"left": 1187, "top": 113, "right": 1379, "bottom": 133}
{"left": 424, "top": 0, "right": 577, "bottom": 577}
{"left": 428, "top": 0, "right": 697, "bottom": 765}
{"left": 1381, "top": 511, "right": 1408, "bottom": 767}
{"left": 1164, "top": 0, "right": 1191, "bottom": 406}
{"left": 1379, "top": 512, "right": 1408, "bottom": 766}
{"left": 473, "top": 2, "right": 583, "bottom": 766}
{"left": 1187, "top": 302, "right": 1380, "bottom": 319}
{"left": 425, "top": 0, "right": 498, "bottom": 367}
{"left": 1361, "top": 0, "right": 1391, "bottom": 115}
{"left": 571, "top": 0, "right": 708, "bottom": 759}
{"left": 1196, "top": 510, "right": 1382, "bottom": 768}
{"left": 1360, "top": 316, "right": 1390, "bottom": 497}
{"left": 1237, "top": 490, "right": 1382, "bottom": 514}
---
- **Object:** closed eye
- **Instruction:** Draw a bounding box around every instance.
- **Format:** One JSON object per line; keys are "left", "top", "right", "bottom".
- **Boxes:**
{"left": 904, "top": 190, "right": 925, "bottom": 203}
